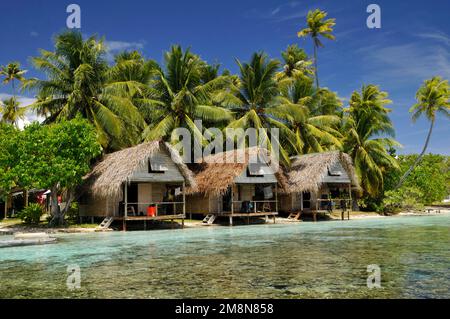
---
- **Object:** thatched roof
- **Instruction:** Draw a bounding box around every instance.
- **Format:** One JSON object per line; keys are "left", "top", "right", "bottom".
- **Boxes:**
{"left": 284, "top": 151, "right": 361, "bottom": 194}
{"left": 86, "top": 141, "right": 196, "bottom": 200}
{"left": 188, "top": 147, "right": 288, "bottom": 196}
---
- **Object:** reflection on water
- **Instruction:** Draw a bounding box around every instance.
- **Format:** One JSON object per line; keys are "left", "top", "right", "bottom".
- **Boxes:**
{"left": 0, "top": 215, "right": 449, "bottom": 299}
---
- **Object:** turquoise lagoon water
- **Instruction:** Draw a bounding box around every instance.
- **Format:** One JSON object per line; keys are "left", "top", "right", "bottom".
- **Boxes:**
{"left": 0, "top": 214, "right": 449, "bottom": 299}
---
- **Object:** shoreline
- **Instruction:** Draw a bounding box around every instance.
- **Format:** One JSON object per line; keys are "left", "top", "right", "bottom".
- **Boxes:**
{"left": 1, "top": 208, "right": 449, "bottom": 235}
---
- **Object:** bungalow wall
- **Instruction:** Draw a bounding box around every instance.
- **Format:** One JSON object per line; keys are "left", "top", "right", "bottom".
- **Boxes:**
{"left": 279, "top": 192, "right": 319, "bottom": 213}
{"left": 136, "top": 183, "right": 165, "bottom": 214}
{"left": 79, "top": 194, "right": 118, "bottom": 217}
{"left": 186, "top": 194, "right": 210, "bottom": 215}
{"left": 80, "top": 148, "right": 187, "bottom": 218}
{"left": 186, "top": 184, "right": 270, "bottom": 215}
{"left": 79, "top": 183, "right": 178, "bottom": 217}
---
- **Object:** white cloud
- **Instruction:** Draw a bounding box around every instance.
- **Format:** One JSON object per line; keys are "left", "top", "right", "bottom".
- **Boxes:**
{"left": 104, "top": 40, "right": 146, "bottom": 62}
{"left": 0, "top": 93, "right": 43, "bottom": 130}
{"left": 105, "top": 40, "right": 145, "bottom": 52}
{"left": 30, "top": 31, "right": 39, "bottom": 37}
{"left": 417, "top": 30, "right": 450, "bottom": 47}
{"left": 357, "top": 42, "right": 450, "bottom": 86}
{"left": 245, "top": 1, "right": 307, "bottom": 22}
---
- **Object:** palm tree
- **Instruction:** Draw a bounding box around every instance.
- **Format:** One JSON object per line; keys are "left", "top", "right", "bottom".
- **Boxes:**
{"left": 0, "top": 97, "right": 27, "bottom": 128}
{"left": 276, "top": 44, "right": 313, "bottom": 82}
{"left": 24, "top": 31, "right": 146, "bottom": 150}
{"left": 297, "top": 9, "right": 335, "bottom": 88}
{"left": 269, "top": 75, "right": 342, "bottom": 154}
{"left": 219, "top": 52, "right": 291, "bottom": 163}
{"left": 142, "top": 45, "right": 232, "bottom": 144}
{"left": 0, "top": 62, "right": 27, "bottom": 96}
{"left": 396, "top": 76, "right": 450, "bottom": 189}
{"left": 343, "top": 85, "right": 400, "bottom": 196}
{"left": 107, "top": 50, "right": 160, "bottom": 126}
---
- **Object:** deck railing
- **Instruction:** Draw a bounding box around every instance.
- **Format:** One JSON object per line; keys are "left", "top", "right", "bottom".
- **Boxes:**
{"left": 122, "top": 201, "right": 184, "bottom": 217}
{"left": 231, "top": 200, "right": 278, "bottom": 214}
{"left": 315, "top": 198, "right": 352, "bottom": 212}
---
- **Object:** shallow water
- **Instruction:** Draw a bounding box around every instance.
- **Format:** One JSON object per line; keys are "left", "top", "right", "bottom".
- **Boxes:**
{"left": 0, "top": 215, "right": 449, "bottom": 299}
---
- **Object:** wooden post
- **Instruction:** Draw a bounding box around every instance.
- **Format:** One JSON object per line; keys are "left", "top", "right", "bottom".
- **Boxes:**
{"left": 24, "top": 189, "right": 29, "bottom": 208}
{"left": 3, "top": 195, "right": 8, "bottom": 219}
{"left": 300, "top": 192, "right": 303, "bottom": 212}
{"left": 231, "top": 186, "right": 234, "bottom": 216}
{"left": 275, "top": 184, "right": 278, "bottom": 213}
{"left": 348, "top": 184, "right": 352, "bottom": 220}
{"left": 182, "top": 182, "right": 186, "bottom": 219}
{"left": 124, "top": 181, "right": 128, "bottom": 232}
{"left": 229, "top": 215, "right": 233, "bottom": 226}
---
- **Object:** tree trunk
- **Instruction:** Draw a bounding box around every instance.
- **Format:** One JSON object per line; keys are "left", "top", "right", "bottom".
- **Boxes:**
{"left": 49, "top": 187, "right": 75, "bottom": 227}
{"left": 395, "top": 118, "right": 435, "bottom": 189}
{"left": 24, "top": 189, "right": 29, "bottom": 207}
{"left": 313, "top": 41, "right": 319, "bottom": 88}
{"left": 3, "top": 195, "right": 8, "bottom": 219}
{"left": 49, "top": 187, "right": 63, "bottom": 227}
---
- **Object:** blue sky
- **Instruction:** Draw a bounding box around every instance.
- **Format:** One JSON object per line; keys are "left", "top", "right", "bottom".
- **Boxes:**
{"left": 0, "top": 0, "right": 449, "bottom": 154}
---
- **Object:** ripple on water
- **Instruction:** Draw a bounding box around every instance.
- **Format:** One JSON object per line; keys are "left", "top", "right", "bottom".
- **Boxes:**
{"left": 0, "top": 214, "right": 449, "bottom": 298}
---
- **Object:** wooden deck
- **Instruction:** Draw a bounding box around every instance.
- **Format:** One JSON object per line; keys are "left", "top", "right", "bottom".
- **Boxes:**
{"left": 114, "top": 214, "right": 185, "bottom": 231}
{"left": 114, "top": 214, "right": 185, "bottom": 221}
{"left": 215, "top": 212, "right": 278, "bottom": 225}
{"left": 220, "top": 212, "right": 278, "bottom": 217}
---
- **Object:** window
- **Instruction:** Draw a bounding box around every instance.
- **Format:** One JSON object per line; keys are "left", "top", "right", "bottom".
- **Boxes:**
{"left": 247, "top": 163, "right": 265, "bottom": 177}
{"left": 148, "top": 158, "right": 168, "bottom": 173}
{"left": 328, "top": 168, "right": 343, "bottom": 176}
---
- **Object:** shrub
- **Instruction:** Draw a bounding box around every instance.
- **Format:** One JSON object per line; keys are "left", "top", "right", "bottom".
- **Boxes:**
{"left": 18, "top": 203, "right": 45, "bottom": 224}
{"left": 66, "top": 202, "right": 79, "bottom": 223}
{"left": 383, "top": 187, "right": 424, "bottom": 215}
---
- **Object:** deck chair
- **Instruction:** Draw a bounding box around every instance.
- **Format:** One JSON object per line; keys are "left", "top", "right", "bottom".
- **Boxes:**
{"left": 127, "top": 206, "right": 136, "bottom": 216}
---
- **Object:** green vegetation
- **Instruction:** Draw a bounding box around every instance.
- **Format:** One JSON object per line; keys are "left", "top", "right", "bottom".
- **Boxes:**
{"left": 343, "top": 85, "right": 400, "bottom": 197}
{"left": 17, "top": 203, "right": 44, "bottom": 225}
{"left": 0, "top": 62, "right": 28, "bottom": 128}
{"left": 0, "top": 8, "right": 448, "bottom": 226}
{"left": 297, "top": 9, "right": 336, "bottom": 88}
{"left": 396, "top": 77, "right": 450, "bottom": 189}
{"left": 361, "top": 154, "right": 450, "bottom": 213}
{"left": 0, "top": 118, "right": 101, "bottom": 226}
{"left": 24, "top": 32, "right": 147, "bottom": 150}
{"left": 394, "top": 154, "right": 449, "bottom": 205}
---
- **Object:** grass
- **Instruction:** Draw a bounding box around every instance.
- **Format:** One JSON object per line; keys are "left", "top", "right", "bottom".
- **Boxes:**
{"left": 67, "top": 223, "right": 99, "bottom": 228}
{"left": 432, "top": 202, "right": 450, "bottom": 207}
{"left": 329, "top": 211, "right": 381, "bottom": 219}
{"left": 0, "top": 218, "right": 24, "bottom": 228}
{"left": 0, "top": 217, "right": 100, "bottom": 229}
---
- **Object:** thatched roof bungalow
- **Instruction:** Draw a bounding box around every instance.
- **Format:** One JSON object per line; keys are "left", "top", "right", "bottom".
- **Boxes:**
{"left": 279, "top": 151, "right": 360, "bottom": 215}
{"left": 79, "top": 141, "right": 196, "bottom": 229}
{"left": 186, "top": 147, "right": 287, "bottom": 225}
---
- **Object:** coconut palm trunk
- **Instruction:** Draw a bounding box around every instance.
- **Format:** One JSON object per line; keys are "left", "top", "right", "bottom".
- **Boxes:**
{"left": 395, "top": 118, "right": 435, "bottom": 189}
{"left": 313, "top": 40, "right": 319, "bottom": 88}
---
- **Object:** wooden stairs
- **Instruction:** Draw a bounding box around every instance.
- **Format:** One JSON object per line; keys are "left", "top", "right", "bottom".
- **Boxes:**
{"left": 287, "top": 212, "right": 302, "bottom": 221}
{"left": 202, "top": 214, "right": 217, "bottom": 225}
{"left": 97, "top": 216, "right": 114, "bottom": 230}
